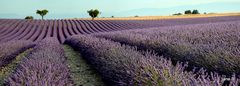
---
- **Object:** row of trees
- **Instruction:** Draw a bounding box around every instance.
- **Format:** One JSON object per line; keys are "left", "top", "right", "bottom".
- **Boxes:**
{"left": 185, "top": 10, "right": 200, "bottom": 14}
{"left": 25, "top": 9, "right": 49, "bottom": 20}
{"left": 25, "top": 9, "right": 100, "bottom": 20}
{"left": 173, "top": 9, "right": 201, "bottom": 15}
{"left": 26, "top": 9, "right": 204, "bottom": 19}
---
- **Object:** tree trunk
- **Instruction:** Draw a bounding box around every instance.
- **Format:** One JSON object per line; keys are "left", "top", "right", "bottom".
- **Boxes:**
{"left": 92, "top": 17, "right": 94, "bottom": 20}
{"left": 42, "top": 16, "right": 44, "bottom": 20}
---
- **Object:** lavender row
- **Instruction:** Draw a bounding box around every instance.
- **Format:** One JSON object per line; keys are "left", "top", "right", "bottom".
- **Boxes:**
{"left": 95, "top": 20, "right": 240, "bottom": 76}
{"left": 5, "top": 37, "right": 73, "bottom": 85}
{"left": 0, "top": 19, "right": 142, "bottom": 43}
{"left": 64, "top": 35, "right": 239, "bottom": 86}
{"left": 0, "top": 16, "right": 240, "bottom": 43}
{"left": 127, "top": 16, "right": 240, "bottom": 28}
{"left": 0, "top": 40, "right": 35, "bottom": 68}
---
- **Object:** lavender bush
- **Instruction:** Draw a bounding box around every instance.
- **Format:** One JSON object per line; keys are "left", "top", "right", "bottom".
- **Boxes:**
{"left": 5, "top": 37, "right": 73, "bottom": 86}
{"left": 65, "top": 35, "right": 239, "bottom": 86}
{"left": 0, "top": 40, "right": 35, "bottom": 68}
{"left": 96, "top": 20, "right": 240, "bottom": 76}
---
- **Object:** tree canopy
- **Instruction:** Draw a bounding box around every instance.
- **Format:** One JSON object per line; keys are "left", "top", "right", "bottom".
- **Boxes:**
{"left": 184, "top": 10, "right": 192, "bottom": 14}
{"left": 25, "top": 16, "right": 34, "bottom": 19}
{"left": 192, "top": 10, "right": 200, "bottom": 14}
{"left": 87, "top": 9, "right": 100, "bottom": 20}
{"left": 36, "top": 9, "right": 48, "bottom": 20}
{"left": 173, "top": 13, "right": 182, "bottom": 16}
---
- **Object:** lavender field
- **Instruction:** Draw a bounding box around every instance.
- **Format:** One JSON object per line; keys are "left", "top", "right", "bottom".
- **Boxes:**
{"left": 0, "top": 16, "right": 240, "bottom": 85}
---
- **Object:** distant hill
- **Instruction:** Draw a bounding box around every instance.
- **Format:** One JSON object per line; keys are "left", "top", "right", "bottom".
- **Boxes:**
{"left": 115, "top": 2, "right": 240, "bottom": 17}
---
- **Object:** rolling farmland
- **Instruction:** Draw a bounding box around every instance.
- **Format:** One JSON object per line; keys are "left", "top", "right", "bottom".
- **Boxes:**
{"left": 1, "top": 16, "right": 240, "bottom": 85}
{"left": 0, "top": 16, "right": 240, "bottom": 43}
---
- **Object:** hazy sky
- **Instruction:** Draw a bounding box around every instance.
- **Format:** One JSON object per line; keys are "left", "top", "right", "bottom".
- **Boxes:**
{"left": 0, "top": 0, "right": 240, "bottom": 19}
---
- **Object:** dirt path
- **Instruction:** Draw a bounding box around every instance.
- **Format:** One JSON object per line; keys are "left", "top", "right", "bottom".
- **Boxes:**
{"left": 63, "top": 45, "right": 104, "bottom": 86}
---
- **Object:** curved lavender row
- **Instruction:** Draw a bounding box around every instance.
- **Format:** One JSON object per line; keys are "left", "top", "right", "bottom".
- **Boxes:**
{"left": 0, "top": 19, "right": 7, "bottom": 26}
{"left": 75, "top": 20, "right": 91, "bottom": 34}
{"left": 63, "top": 20, "right": 75, "bottom": 38}
{"left": 66, "top": 20, "right": 77, "bottom": 35}
{"left": 5, "top": 37, "right": 73, "bottom": 85}
{"left": 58, "top": 20, "right": 66, "bottom": 43}
{"left": 0, "top": 20, "right": 15, "bottom": 33}
{"left": 80, "top": 20, "right": 95, "bottom": 33}
{"left": 64, "top": 35, "right": 239, "bottom": 86}
{"left": 93, "top": 20, "right": 110, "bottom": 32}
{"left": 34, "top": 21, "right": 48, "bottom": 42}
{"left": 28, "top": 20, "right": 44, "bottom": 41}
{"left": 52, "top": 20, "right": 58, "bottom": 37}
{"left": 69, "top": 20, "right": 81, "bottom": 34}
{"left": 103, "top": 20, "right": 123, "bottom": 31}
{"left": 0, "top": 40, "right": 35, "bottom": 68}
{"left": 62, "top": 20, "right": 71, "bottom": 38}
{"left": 128, "top": 16, "right": 240, "bottom": 28}
{"left": 20, "top": 20, "right": 39, "bottom": 40}
{"left": 89, "top": 20, "right": 105, "bottom": 32}
{"left": 0, "top": 20, "right": 32, "bottom": 42}
{"left": 96, "top": 20, "right": 116, "bottom": 32}
{"left": 0, "top": 16, "right": 240, "bottom": 43}
{"left": 88, "top": 20, "right": 107, "bottom": 32}
{"left": 95, "top": 20, "right": 240, "bottom": 76}
{"left": 86, "top": 20, "right": 101, "bottom": 32}
{"left": 47, "top": 20, "right": 54, "bottom": 37}
{"left": 85, "top": 20, "right": 102, "bottom": 32}
{"left": 72, "top": 20, "right": 84, "bottom": 34}
{"left": 0, "top": 20, "right": 20, "bottom": 35}
{"left": 44, "top": 20, "right": 52, "bottom": 37}
{"left": 0, "top": 20, "right": 23, "bottom": 38}
{"left": 12, "top": 20, "right": 35, "bottom": 41}
{"left": 0, "top": 20, "right": 28, "bottom": 40}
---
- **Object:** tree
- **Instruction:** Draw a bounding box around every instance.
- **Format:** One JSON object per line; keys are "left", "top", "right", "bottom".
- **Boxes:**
{"left": 87, "top": 9, "right": 100, "bottom": 20}
{"left": 173, "top": 13, "right": 182, "bottom": 16}
{"left": 25, "top": 16, "right": 34, "bottom": 19}
{"left": 184, "top": 10, "right": 192, "bottom": 14}
{"left": 192, "top": 10, "right": 200, "bottom": 14}
{"left": 36, "top": 9, "right": 48, "bottom": 20}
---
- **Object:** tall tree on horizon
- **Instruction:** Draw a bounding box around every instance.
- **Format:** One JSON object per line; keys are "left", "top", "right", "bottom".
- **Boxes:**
{"left": 87, "top": 9, "right": 100, "bottom": 20}
{"left": 192, "top": 10, "right": 200, "bottom": 14}
{"left": 184, "top": 10, "right": 192, "bottom": 14}
{"left": 36, "top": 9, "right": 48, "bottom": 20}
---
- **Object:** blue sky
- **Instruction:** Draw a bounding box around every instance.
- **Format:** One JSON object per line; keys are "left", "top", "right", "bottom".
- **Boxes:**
{"left": 0, "top": 0, "right": 240, "bottom": 19}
